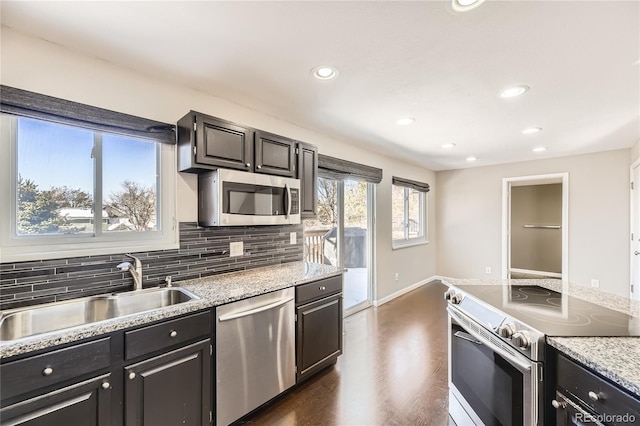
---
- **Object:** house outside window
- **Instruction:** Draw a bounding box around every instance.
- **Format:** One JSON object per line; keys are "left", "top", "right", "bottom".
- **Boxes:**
{"left": 391, "top": 176, "right": 429, "bottom": 248}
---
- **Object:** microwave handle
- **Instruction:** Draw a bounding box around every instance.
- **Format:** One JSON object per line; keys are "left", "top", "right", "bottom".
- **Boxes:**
{"left": 284, "top": 184, "right": 291, "bottom": 218}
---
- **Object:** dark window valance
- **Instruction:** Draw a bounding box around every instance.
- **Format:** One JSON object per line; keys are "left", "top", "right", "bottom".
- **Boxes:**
{"left": 318, "top": 154, "right": 382, "bottom": 184}
{"left": 392, "top": 176, "right": 430, "bottom": 192}
{"left": 0, "top": 85, "right": 176, "bottom": 144}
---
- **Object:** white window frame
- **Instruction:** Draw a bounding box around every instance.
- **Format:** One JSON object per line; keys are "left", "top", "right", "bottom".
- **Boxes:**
{"left": 0, "top": 114, "right": 178, "bottom": 262}
{"left": 392, "top": 184, "right": 428, "bottom": 249}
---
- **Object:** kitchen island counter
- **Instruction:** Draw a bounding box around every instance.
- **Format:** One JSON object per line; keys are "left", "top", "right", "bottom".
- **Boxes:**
{"left": 443, "top": 277, "right": 640, "bottom": 399}
{"left": 0, "top": 261, "right": 343, "bottom": 359}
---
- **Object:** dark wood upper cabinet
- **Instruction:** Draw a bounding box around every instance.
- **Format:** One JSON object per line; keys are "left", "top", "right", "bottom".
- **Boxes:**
{"left": 297, "top": 142, "right": 318, "bottom": 218}
{"left": 178, "top": 111, "right": 253, "bottom": 173}
{"left": 254, "top": 131, "right": 296, "bottom": 177}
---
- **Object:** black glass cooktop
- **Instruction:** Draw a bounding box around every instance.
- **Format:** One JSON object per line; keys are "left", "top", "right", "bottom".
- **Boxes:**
{"left": 456, "top": 285, "right": 640, "bottom": 337}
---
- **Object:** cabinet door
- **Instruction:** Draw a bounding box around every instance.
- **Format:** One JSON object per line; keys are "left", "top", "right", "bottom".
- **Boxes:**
{"left": 296, "top": 142, "right": 318, "bottom": 218}
{"left": 296, "top": 294, "right": 342, "bottom": 381}
{"left": 196, "top": 114, "right": 253, "bottom": 171}
{"left": 124, "top": 340, "right": 212, "bottom": 426}
{"left": 0, "top": 374, "right": 112, "bottom": 426}
{"left": 254, "top": 131, "right": 296, "bottom": 177}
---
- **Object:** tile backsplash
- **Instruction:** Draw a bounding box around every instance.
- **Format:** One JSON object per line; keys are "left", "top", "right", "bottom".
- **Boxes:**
{"left": 0, "top": 222, "right": 303, "bottom": 310}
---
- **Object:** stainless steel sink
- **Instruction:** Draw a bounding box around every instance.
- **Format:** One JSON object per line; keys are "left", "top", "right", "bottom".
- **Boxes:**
{"left": 0, "top": 287, "right": 200, "bottom": 341}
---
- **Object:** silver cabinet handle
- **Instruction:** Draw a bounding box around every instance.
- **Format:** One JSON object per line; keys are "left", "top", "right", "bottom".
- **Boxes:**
{"left": 101, "top": 382, "right": 110, "bottom": 390}
{"left": 170, "top": 330, "right": 178, "bottom": 338}
{"left": 42, "top": 367, "right": 53, "bottom": 376}
{"left": 257, "top": 165, "right": 262, "bottom": 169}
{"left": 129, "top": 372, "right": 136, "bottom": 380}
{"left": 551, "top": 399, "right": 566, "bottom": 409}
{"left": 319, "top": 286, "right": 326, "bottom": 291}
{"left": 588, "top": 391, "right": 600, "bottom": 401}
{"left": 245, "top": 162, "right": 251, "bottom": 167}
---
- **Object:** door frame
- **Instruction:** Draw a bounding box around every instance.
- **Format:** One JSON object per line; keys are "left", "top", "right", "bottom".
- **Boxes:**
{"left": 501, "top": 172, "right": 569, "bottom": 281}
{"left": 630, "top": 159, "right": 640, "bottom": 300}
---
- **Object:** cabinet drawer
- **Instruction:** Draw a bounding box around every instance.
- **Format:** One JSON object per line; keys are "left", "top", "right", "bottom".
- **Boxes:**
{"left": 1, "top": 337, "right": 111, "bottom": 401}
{"left": 296, "top": 275, "right": 342, "bottom": 306}
{"left": 557, "top": 354, "right": 640, "bottom": 420}
{"left": 124, "top": 311, "right": 211, "bottom": 360}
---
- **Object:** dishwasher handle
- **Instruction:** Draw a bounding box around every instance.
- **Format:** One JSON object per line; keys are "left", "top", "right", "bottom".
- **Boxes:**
{"left": 218, "top": 297, "right": 294, "bottom": 322}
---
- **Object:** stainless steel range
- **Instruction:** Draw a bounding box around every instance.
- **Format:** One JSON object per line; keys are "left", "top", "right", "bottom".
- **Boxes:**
{"left": 445, "top": 284, "right": 640, "bottom": 426}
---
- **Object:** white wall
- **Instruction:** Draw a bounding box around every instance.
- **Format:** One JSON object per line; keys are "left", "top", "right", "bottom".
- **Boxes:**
{"left": 0, "top": 27, "right": 436, "bottom": 301}
{"left": 436, "top": 149, "right": 631, "bottom": 297}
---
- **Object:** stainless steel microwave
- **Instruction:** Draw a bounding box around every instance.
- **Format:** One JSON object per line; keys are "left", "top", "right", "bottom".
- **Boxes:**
{"left": 198, "top": 169, "right": 301, "bottom": 226}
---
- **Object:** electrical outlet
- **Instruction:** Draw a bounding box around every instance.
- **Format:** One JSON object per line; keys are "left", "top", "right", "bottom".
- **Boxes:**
{"left": 485, "top": 267, "right": 492, "bottom": 274}
{"left": 290, "top": 232, "right": 296, "bottom": 245}
{"left": 230, "top": 241, "right": 243, "bottom": 257}
{"left": 591, "top": 279, "right": 600, "bottom": 288}
{"left": 394, "top": 272, "right": 399, "bottom": 281}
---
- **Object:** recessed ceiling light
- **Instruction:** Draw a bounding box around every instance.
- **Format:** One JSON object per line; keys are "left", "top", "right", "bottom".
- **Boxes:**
{"left": 466, "top": 156, "right": 477, "bottom": 162}
{"left": 396, "top": 117, "right": 415, "bottom": 126}
{"left": 500, "top": 85, "right": 530, "bottom": 98}
{"left": 532, "top": 146, "right": 547, "bottom": 152}
{"left": 441, "top": 143, "right": 456, "bottom": 149}
{"left": 522, "top": 127, "right": 542, "bottom": 135}
{"left": 311, "top": 65, "right": 339, "bottom": 80}
{"left": 451, "top": 0, "right": 487, "bottom": 12}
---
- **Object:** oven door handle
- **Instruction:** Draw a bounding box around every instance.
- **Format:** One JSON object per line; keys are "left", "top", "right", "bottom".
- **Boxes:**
{"left": 448, "top": 306, "right": 532, "bottom": 373}
{"left": 454, "top": 331, "right": 482, "bottom": 345}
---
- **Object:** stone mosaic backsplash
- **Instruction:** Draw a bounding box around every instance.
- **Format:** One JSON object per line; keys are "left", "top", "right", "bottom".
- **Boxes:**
{"left": 0, "top": 222, "right": 303, "bottom": 310}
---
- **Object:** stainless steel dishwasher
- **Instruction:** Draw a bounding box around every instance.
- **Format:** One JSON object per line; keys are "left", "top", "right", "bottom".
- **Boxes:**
{"left": 216, "top": 287, "right": 295, "bottom": 425}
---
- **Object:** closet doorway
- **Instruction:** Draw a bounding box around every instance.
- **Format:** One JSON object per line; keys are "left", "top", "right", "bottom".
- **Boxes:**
{"left": 502, "top": 173, "right": 569, "bottom": 280}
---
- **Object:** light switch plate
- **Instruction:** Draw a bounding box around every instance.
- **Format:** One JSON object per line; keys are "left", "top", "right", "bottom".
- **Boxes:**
{"left": 230, "top": 241, "right": 243, "bottom": 257}
{"left": 290, "top": 232, "right": 296, "bottom": 245}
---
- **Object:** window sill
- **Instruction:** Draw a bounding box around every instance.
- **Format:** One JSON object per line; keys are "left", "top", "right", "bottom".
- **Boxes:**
{"left": 392, "top": 239, "right": 429, "bottom": 250}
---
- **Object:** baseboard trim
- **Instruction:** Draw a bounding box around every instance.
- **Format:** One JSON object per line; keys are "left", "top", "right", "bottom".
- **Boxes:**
{"left": 373, "top": 275, "right": 441, "bottom": 307}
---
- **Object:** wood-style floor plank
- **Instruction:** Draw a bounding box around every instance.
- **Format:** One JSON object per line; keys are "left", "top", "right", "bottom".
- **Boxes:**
{"left": 237, "top": 281, "right": 453, "bottom": 426}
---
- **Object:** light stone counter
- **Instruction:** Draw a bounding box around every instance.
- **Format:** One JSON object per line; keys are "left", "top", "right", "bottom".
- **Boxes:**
{"left": 0, "top": 262, "right": 343, "bottom": 360}
{"left": 442, "top": 277, "right": 640, "bottom": 398}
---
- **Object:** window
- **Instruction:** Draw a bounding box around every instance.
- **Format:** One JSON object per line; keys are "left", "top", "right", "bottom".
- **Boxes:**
{"left": 391, "top": 177, "right": 429, "bottom": 248}
{"left": 1, "top": 110, "right": 177, "bottom": 262}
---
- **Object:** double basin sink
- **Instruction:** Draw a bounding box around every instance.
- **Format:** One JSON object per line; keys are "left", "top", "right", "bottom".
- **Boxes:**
{"left": 0, "top": 287, "right": 200, "bottom": 341}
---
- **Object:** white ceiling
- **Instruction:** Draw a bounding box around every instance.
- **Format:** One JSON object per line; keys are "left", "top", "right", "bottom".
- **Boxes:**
{"left": 1, "top": 1, "right": 639, "bottom": 171}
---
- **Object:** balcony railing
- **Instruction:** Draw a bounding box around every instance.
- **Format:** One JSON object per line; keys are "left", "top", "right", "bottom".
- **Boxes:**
{"left": 303, "top": 228, "right": 329, "bottom": 264}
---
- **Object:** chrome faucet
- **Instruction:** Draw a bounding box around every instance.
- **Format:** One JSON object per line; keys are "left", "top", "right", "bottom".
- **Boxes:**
{"left": 117, "top": 254, "right": 143, "bottom": 291}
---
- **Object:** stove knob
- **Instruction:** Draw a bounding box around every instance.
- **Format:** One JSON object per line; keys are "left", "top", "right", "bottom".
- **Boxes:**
{"left": 497, "top": 323, "right": 517, "bottom": 339}
{"left": 512, "top": 331, "right": 531, "bottom": 350}
{"left": 450, "top": 293, "right": 463, "bottom": 305}
{"left": 443, "top": 289, "right": 455, "bottom": 301}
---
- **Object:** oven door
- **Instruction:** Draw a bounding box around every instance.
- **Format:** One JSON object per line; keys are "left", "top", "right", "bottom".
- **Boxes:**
{"left": 448, "top": 307, "right": 542, "bottom": 426}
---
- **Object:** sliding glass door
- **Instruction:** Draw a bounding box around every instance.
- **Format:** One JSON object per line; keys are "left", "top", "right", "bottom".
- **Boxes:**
{"left": 303, "top": 177, "right": 373, "bottom": 314}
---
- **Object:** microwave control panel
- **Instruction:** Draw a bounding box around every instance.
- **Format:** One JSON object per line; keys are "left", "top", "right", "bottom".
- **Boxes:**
{"left": 290, "top": 188, "right": 300, "bottom": 215}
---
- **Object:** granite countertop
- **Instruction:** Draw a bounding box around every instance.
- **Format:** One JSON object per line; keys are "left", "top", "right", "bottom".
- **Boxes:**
{"left": 0, "top": 261, "right": 343, "bottom": 360}
{"left": 442, "top": 277, "right": 640, "bottom": 398}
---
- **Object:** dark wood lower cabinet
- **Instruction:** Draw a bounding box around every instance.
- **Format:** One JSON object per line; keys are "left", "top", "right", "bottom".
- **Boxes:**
{"left": 0, "top": 374, "right": 112, "bottom": 426}
{"left": 295, "top": 276, "right": 344, "bottom": 382}
{"left": 124, "top": 339, "right": 212, "bottom": 426}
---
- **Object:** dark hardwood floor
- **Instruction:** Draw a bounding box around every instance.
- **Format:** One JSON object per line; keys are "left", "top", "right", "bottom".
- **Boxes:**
{"left": 238, "top": 281, "right": 453, "bottom": 426}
